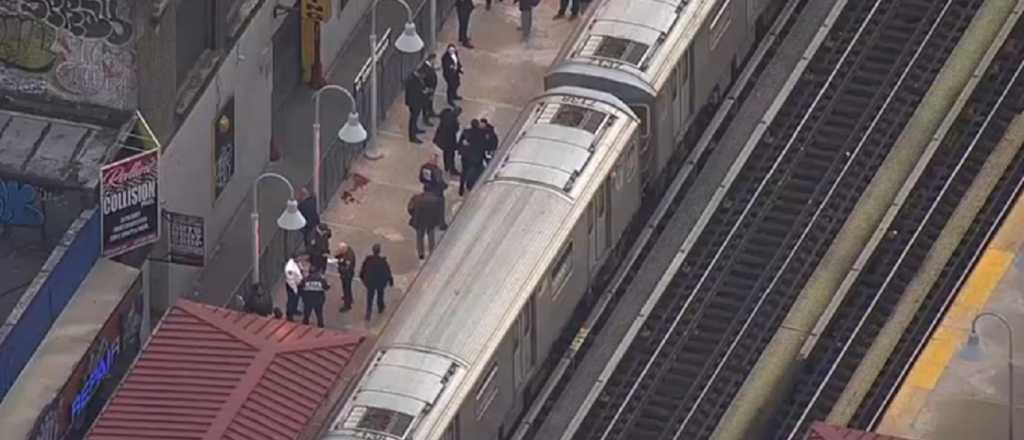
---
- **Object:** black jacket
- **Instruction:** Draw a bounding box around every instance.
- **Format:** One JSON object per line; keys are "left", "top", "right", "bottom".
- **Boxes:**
{"left": 297, "top": 197, "right": 320, "bottom": 228}
{"left": 419, "top": 163, "right": 448, "bottom": 195}
{"left": 405, "top": 73, "right": 426, "bottom": 108}
{"left": 441, "top": 51, "right": 463, "bottom": 84}
{"left": 456, "top": 0, "right": 475, "bottom": 17}
{"left": 481, "top": 124, "right": 498, "bottom": 157}
{"left": 418, "top": 61, "right": 438, "bottom": 91}
{"left": 360, "top": 255, "right": 394, "bottom": 289}
{"left": 459, "top": 128, "right": 486, "bottom": 169}
{"left": 299, "top": 274, "right": 330, "bottom": 305}
{"left": 433, "top": 111, "right": 460, "bottom": 151}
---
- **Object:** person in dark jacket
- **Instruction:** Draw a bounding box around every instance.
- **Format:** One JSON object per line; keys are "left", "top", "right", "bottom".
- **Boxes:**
{"left": 307, "top": 223, "right": 332, "bottom": 272}
{"left": 408, "top": 190, "right": 444, "bottom": 259}
{"left": 419, "top": 155, "right": 450, "bottom": 230}
{"left": 433, "top": 108, "right": 462, "bottom": 175}
{"left": 555, "top": 0, "right": 580, "bottom": 19}
{"left": 334, "top": 242, "right": 357, "bottom": 312}
{"left": 299, "top": 266, "right": 330, "bottom": 327}
{"left": 244, "top": 283, "right": 274, "bottom": 317}
{"left": 514, "top": 0, "right": 538, "bottom": 41}
{"left": 417, "top": 54, "right": 439, "bottom": 124}
{"left": 458, "top": 119, "right": 487, "bottom": 195}
{"left": 441, "top": 44, "right": 464, "bottom": 107}
{"left": 405, "top": 70, "right": 427, "bottom": 143}
{"left": 297, "top": 188, "right": 320, "bottom": 247}
{"left": 480, "top": 118, "right": 499, "bottom": 165}
{"left": 359, "top": 243, "right": 394, "bottom": 321}
{"left": 455, "top": 0, "right": 476, "bottom": 48}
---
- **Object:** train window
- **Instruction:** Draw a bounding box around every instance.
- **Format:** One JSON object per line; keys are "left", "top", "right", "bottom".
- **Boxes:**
{"left": 475, "top": 363, "right": 500, "bottom": 419}
{"left": 628, "top": 105, "right": 650, "bottom": 137}
{"left": 352, "top": 406, "right": 414, "bottom": 438}
{"left": 550, "top": 241, "right": 574, "bottom": 297}
{"left": 591, "top": 36, "right": 649, "bottom": 65}
{"left": 546, "top": 104, "right": 607, "bottom": 133}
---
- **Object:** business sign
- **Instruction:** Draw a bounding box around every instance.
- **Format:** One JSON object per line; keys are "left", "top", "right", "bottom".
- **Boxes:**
{"left": 28, "top": 280, "right": 143, "bottom": 440}
{"left": 164, "top": 210, "right": 205, "bottom": 267}
{"left": 213, "top": 98, "right": 236, "bottom": 200}
{"left": 301, "top": 0, "right": 332, "bottom": 21}
{"left": 101, "top": 149, "right": 160, "bottom": 257}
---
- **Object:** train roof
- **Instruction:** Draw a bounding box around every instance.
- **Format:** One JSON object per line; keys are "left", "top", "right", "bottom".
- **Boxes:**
{"left": 551, "top": 0, "right": 716, "bottom": 93}
{"left": 494, "top": 87, "right": 635, "bottom": 198}
{"left": 324, "top": 87, "right": 637, "bottom": 440}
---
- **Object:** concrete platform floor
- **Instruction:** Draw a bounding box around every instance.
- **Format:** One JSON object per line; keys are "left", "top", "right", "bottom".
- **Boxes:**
{"left": 877, "top": 192, "right": 1024, "bottom": 440}
{"left": 270, "top": 0, "right": 579, "bottom": 343}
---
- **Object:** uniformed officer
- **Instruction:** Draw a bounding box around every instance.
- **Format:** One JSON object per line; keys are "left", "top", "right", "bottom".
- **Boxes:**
{"left": 299, "top": 266, "right": 330, "bottom": 327}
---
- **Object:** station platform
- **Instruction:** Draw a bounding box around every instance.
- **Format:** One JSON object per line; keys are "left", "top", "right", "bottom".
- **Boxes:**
{"left": 876, "top": 192, "right": 1024, "bottom": 439}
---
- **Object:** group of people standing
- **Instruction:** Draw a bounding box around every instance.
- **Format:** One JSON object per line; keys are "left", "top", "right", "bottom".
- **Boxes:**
{"left": 455, "top": 0, "right": 586, "bottom": 46}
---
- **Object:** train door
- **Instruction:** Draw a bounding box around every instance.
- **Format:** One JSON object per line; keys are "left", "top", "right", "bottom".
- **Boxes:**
{"left": 673, "top": 48, "right": 692, "bottom": 140}
{"left": 589, "top": 181, "right": 610, "bottom": 271}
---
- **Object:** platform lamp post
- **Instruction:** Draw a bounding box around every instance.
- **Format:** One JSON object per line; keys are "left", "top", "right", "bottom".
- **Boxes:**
{"left": 250, "top": 173, "right": 306, "bottom": 285}
{"left": 960, "top": 311, "right": 1015, "bottom": 440}
{"left": 366, "top": 0, "right": 425, "bottom": 160}
{"left": 313, "top": 85, "right": 368, "bottom": 211}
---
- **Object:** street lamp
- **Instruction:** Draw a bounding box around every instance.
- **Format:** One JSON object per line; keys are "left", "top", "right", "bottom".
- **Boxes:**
{"left": 366, "top": 0, "right": 424, "bottom": 160}
{"left": 959, "top": 311, "right": 1015, "bottom": 440}
{"left": 313, "top": 84, "right": 367, "bottom": 211}
{"left": 251, "top": 172, "right": 306, "bottom": 285}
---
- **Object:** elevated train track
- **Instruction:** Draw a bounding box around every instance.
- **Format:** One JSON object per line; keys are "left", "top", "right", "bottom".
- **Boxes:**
{"left": 771, "top": 13, "right": 1024, "bottom": 438}
{"left": 524, "top": 0, "right": 995, "bottom": 438}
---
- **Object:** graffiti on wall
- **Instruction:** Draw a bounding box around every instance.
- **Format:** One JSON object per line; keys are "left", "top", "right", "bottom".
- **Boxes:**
{"left": 0, "top": 0, "right": 136, "bottom": 109}
{"left": 0, "top": 179, "right": 45, "bottom": 226}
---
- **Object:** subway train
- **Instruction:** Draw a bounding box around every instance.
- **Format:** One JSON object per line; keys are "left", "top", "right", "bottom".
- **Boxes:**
{"left": 324, "top": 87, "right": 640, "bottom": 440}
{"left": 548, "top": 0, "right": 787, "bottom": 196}
{"left": 322, "top": 0, "right": 787, "bottom": 438}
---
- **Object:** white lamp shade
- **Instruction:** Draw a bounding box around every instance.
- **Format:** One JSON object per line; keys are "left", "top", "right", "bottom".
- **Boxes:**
{"left": 338, "top": 112, "right": 368, "bottom": 143}
{"left": 277, "top": 199, "right": 307, "bottom": 231}
{"left": 395, "top": 22, "right": 424, "bottom": 53}
{"left": 959, "top": 332, "right": 984, "bottom": 362}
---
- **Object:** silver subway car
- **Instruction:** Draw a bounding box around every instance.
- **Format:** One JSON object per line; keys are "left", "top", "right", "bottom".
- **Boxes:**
{"left": 323, "top": 87, "right": 641, "bottom": 440}
{"left": 546, "top": 0, "right": 785, "bottom": 195}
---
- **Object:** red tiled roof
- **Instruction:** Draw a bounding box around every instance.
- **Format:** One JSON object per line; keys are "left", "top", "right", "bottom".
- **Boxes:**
{"left": 806, "top": 422, "right": 917, "bottom": 440}
{"left": 88, "top": 300, "right": 364, "bottom": 440}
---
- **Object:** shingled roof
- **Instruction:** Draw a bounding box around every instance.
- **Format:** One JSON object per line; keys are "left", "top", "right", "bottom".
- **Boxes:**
{"left": 87, "top": 300, "right": 364, "bottom": 440}
{"left": 806, "top": 422, "right": 917, "bottom": 440}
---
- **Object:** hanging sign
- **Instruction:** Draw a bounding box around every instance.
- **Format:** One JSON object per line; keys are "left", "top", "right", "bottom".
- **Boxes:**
{"left": 164, "top": 210, "right": 205, "bottom": 267}
{"left": 101, "top": 149, "right": 160, "bottom": 257}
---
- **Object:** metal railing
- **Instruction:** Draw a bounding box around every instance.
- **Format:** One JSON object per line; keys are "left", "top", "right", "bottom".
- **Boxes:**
{"left": 225, "top": 0, "right": 456, "bottom": 309}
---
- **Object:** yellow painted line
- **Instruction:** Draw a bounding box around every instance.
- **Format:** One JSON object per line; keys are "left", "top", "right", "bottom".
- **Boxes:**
{"left": 881, "top": 192, "right": 1024, "bottom": 431}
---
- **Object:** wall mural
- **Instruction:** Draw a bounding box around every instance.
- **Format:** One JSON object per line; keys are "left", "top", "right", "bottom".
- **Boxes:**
{"left": 0, "top": 179, "right": 45, "bottom": 226}
{"left": 0, "top": 0, "right": 137, "bottom": 109}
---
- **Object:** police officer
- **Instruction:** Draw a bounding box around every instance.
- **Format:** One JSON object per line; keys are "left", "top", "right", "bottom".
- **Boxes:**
{"left": 417, "top": 54, "right": 440, "bottom": 124}
{"left": 299, "top": 266, "right": 330, "bottom": 328}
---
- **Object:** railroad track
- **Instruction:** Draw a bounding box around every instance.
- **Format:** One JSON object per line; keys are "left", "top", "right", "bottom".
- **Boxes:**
{"left": 565, "top": 0, "right": 983, "bottom": 438}
{"left": 770, "top": 15, "right": 1024, "bottom": 439}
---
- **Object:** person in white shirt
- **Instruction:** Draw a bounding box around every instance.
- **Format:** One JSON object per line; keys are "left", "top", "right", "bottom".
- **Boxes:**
{"left": 284, "top": 256, "right": 304, "bottom": 321}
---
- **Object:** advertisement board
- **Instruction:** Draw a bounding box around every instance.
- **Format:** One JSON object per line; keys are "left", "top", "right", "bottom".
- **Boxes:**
{"left": 163, "top": 210, "right": 205, "bottom": 267}
{"left": 101, "top": 150, "right": 159, "bottom": 257}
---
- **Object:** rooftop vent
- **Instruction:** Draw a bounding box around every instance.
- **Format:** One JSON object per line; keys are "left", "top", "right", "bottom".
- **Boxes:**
{"left": 538, "top": 103, "right": 607, "bottom": 134}
{"left": 582, "top": 36, "right": 650, "bottom": 65}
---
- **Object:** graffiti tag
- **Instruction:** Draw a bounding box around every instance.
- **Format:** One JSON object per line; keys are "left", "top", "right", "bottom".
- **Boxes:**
{"left": 54, "top": 34, "right": 133, "bottom": 97}
{"left": 20, "top": 0, "right": 133, "bottom": 46}
{"left": 0, "top": 179, "right": 44, "bottom": 226}
{"left": 0, "top": 14, "right": 57, "bottom": 71}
